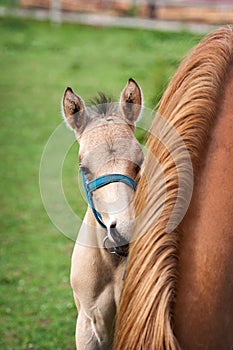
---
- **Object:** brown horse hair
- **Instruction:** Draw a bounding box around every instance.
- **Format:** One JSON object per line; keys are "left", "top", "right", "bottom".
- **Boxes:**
{"left": 114, "top": 26, "right": 233, "bottom": 350}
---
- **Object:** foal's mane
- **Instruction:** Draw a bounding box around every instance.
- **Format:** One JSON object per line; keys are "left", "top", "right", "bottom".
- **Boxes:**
{"left": 114, "top": 27, "right": 233, "bottom": 349}
{"left": 89, "top": 92, "right": 115, "bottom": 116}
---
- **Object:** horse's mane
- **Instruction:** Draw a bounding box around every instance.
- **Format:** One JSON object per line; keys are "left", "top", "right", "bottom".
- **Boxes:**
{"left": 114, "top": 26, "right": 233, "bottom": 349}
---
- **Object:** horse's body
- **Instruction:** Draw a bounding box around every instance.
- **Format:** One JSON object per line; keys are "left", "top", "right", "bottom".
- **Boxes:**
{"left": 114, "top": 27, "right": 233, "bottom": 349}
{"left": 62, "top": 79, "right": 143, "bottom": 349}
{"left": 174, "top": 62, "right": 233, "bottom": 349}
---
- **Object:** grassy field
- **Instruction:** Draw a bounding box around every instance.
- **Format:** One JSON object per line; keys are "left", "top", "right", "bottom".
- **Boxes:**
{"left": 0, "top": 17, "right": 201, "bottom": 349}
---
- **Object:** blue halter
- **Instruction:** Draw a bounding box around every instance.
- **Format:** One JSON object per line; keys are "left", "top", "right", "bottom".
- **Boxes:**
{"left": 81, "top": 170, "right": 137, "bottom": 230}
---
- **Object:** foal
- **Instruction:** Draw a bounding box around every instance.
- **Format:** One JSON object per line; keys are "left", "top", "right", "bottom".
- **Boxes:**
{"left": 62, "top": 79, "right": 143, "bottom": 349}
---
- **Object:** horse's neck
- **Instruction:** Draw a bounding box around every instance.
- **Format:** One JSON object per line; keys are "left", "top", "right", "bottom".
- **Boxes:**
{"left": 77, "top": 209, "right": 125, "bottom": 277}
{"left": 174, "top": 71, "right": 233, "bottom": 348}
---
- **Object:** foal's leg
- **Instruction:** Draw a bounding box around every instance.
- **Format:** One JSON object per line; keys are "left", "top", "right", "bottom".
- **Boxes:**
{"left": 74, "top": 290, "right": 116, "bottom": 350}
{"left": 71, "top": 244, "right": 121, "bottom": 350}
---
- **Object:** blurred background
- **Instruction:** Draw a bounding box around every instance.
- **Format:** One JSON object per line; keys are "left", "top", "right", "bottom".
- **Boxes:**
{"left": 17, "top": 0, "right": 233, "bottom": 23}
{"left": 0, "top": 1, "right": 232, "bottom": 349}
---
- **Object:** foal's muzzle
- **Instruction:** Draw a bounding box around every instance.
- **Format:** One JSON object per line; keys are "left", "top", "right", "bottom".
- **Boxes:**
{"left": 81, "top": 170, "right": 137, "bottom": 257}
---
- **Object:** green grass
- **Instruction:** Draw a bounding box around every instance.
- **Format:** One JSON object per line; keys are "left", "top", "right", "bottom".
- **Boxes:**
{"left": 0, "top": 0, "right": 19, "bottom": 7}
{"left": 0, "top": 17, "right": 201, "bottom": 349}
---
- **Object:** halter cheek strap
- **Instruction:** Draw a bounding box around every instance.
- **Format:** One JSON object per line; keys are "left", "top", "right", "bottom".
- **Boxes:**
{"left": 81, "top": 170, "right": 137, "bottom": 230}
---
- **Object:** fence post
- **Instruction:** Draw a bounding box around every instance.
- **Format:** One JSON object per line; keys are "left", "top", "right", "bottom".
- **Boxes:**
{"left": 50, "top": 0, "right": 62, "bottom": 24}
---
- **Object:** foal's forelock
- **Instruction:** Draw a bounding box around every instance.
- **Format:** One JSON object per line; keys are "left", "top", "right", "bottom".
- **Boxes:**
{"left": 88, "top": 92, "right": 115, "bottom": 117}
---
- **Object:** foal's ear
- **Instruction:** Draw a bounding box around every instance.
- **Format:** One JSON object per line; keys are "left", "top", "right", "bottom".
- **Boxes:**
{"left": 120, "top": 78, "right": 143, "bottom": 124}
{"left": 62, "top": 87, "right": 88, "bottom": 135}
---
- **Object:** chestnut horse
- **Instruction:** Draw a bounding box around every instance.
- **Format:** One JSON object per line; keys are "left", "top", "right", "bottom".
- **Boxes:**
{"left": 114, "top": 27, "right": 233, "bottom": 349}
{"left": 62, "top": 79, "right": 143, "bottom": 349}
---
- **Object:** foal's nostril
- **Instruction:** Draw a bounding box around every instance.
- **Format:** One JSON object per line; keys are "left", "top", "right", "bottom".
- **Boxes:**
{"left": 110, "top": 221, "right": 117, "bottom": 229}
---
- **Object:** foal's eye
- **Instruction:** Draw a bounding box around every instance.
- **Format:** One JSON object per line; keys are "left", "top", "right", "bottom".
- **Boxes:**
{"left": 80, "top": 166, "right": 90, "bottom": 175}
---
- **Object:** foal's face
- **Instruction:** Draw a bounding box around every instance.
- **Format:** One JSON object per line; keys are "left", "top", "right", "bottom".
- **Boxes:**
{"left": 62, "top": 78, "right": 143, "bottom": 245}
{"left": 79, "top": 120, "right": 143, "bottom": 244}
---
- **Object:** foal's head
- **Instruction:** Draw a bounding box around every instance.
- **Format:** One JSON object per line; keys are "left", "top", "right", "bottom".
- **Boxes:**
{"left": 62, "top": 79, "right": 143, "bottom": 249}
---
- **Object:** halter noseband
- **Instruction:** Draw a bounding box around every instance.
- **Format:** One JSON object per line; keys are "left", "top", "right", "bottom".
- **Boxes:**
{"left": 81, "top": 170, "right": 137, "bottom": 231}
